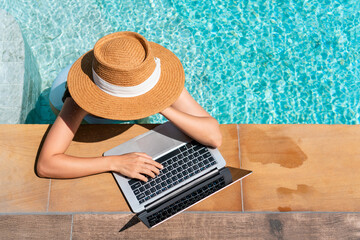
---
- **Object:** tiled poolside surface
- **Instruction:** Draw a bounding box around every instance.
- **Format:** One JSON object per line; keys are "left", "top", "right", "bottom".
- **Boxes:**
{"left": 0, "top": 10, "right": 24, "bottom": 123}
{"left": 1, "top": 124, "right": 360, "bottom": 238}
{"left": 0, "top": 10, "right": 43, "bottom": 125}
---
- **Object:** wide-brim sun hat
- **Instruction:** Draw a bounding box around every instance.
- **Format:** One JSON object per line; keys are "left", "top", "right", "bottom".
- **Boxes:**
{"left": 67, "top": 31, "right": 185, "bottom": 120}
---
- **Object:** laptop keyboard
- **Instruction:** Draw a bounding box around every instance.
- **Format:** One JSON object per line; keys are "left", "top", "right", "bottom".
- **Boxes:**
{"left": 147, "top": 176, "right": 226, "bottom": 227}
{"left": 128, "top": 141, "right": 217, "bottom": 204}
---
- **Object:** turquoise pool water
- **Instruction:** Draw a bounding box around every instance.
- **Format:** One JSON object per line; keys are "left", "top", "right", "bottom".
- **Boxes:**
{"left": 1, "top": 0, "right": 359, "bottom": 124}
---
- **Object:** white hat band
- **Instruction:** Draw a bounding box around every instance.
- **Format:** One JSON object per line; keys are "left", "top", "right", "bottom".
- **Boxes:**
{"left": 92, "top": 57, "right": 161, "bottom": 98}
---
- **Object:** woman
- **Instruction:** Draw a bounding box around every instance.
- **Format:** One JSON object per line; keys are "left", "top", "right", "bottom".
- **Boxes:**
{"left": 37, "top": 31, "right": 222, "bottom": 181}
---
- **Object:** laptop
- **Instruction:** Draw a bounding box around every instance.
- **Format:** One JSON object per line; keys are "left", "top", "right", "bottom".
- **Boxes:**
{"left": 104, "top": 122, "right": 252, "bottom": 228}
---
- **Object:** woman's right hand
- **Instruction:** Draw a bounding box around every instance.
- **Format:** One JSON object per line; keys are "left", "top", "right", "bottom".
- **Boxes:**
{"left": 109, "top": 153, "right": 163, "bottom": 182}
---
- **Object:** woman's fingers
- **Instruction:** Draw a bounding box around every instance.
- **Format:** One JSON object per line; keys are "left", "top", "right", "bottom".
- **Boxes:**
{"left": 143, "top": 158, "right": 163, "bottom": 170}
{"left": 114, "top": 152, "right": 165, "bottom": 181}
{"left": 132, "top": 172, "right": 148, "bottom": 182}
{"left": 143, "top": 163, "right": 161, "bottom": 176}
{"left": 132, "top": 164, "right": 159, "bottom": 182}
{"left": 135, "top": 159, "right": 162, "bottom": 181}
{"left": 134, "top": 152, "right": 163, "bottom": 170}
{"left": 140, "top": 167, "right": 156, "bottom": 179}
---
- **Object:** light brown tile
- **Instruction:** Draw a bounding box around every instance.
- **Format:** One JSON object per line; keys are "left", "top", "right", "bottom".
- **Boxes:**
{"left": 72, "top": 213, "right": 360, "bottom": 239}
{"left": 0, "top": 215, "right": 72, "bottom": 239}
{"left": 189, "top": 124, "right": 242, "bottom": 211}
{"left": 49, "top": 124, "right": 151, "bottom": 212}
{"left": 49, "top": 124, "right": 242, "bottom": 212}
{"left": 240, "top": 124, "right": 360, "bottom": 212}
{"left": 49, "top": 174, "right": 131, "bottom": 212}
{"left": 0, "top": 125, "right": 50, "bottom": 212}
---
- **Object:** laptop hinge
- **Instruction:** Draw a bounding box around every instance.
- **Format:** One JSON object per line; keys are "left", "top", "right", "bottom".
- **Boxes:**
{"left": 145, "top": 168, "right": 219, "bottom": 211}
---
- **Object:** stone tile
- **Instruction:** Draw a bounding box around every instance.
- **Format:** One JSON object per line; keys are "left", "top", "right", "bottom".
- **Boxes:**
{"left": 2, "top": 12, "right": 22, "bottom": 41}
{"left": 0, "top": 11, "right": 9, "bottom": 42}
{"left": 0, "top": 61, "right": 6, "bottom": 82}
{"left": 2, "top": 40, "right": 24, "bottom": 62}
{"left": 240, "top": 124, "right": 360, "bottom": 212}
{"left": 0, "top": 215, "right": 72, "bottom": 239}
{"left": 0, "top": 84, "right": 23, "bottom": 108}
{"left": 5, "top": 62, "right": 24, "bottom": 84}
{"left": 0, "top": 41, "right": 3, "bottom": 62}
{"left": 0, "top": 125, "right": 50, "bottom": 212}
{"left": 72, "top": 213, "right": 360, "bottom": 239}
{"left": 0, "top": 19, "right": 4, "bottom": 42}
{"left": 0, "top": 107, "right": 21, "bottom": 124}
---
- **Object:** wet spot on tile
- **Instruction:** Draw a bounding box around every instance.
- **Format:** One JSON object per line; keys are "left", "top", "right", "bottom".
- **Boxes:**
{"left": 277, "top": 184, "right": 318, "bottom": 199}
{"left": 278, "top": 206, "right": 292, "bottom": 212}
{"left": 241, "top": 127, "right": 307, "bottom": 168}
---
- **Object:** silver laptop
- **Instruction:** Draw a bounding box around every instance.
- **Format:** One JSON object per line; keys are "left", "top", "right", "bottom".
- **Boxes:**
{"left": 104, "top": 122, "right": 252, "bottom": 228}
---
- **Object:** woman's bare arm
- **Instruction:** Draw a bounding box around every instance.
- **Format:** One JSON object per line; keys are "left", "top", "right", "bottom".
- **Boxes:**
{"left": 36, "top": 97, "right": 162, "bottom": 180}
{"left": 37, "top": 88, "right": 219, "bottom": 179}
{"left": 160, "top": 88, "right": 222, "bottom": 148}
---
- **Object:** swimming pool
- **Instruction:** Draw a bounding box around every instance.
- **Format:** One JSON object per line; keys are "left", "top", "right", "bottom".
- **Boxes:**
{"left": 1, "top": 0, "right": 359, "bottom": 124}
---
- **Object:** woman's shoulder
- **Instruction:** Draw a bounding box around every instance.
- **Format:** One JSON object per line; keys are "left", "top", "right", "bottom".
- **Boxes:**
{"left": 61, "top": 97, "right": 88, "bottom": 122}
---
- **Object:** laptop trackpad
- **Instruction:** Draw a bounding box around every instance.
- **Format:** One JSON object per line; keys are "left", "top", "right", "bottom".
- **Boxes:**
{"left": 137, "top": 133, "right": 176, "bottom": 158}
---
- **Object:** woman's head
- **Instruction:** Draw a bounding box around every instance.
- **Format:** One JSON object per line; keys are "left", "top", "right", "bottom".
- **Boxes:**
{"left": 67, "top": 31, "right": 185, "bottom": 120}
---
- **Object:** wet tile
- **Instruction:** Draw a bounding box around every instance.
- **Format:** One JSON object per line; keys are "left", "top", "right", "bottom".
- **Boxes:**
{"left": 240, "top": 124, "right": 360, "bottom": 212}
{"left": 0, "top": 125, "right": 50, "bottom": 212}
{"left": 0, "top": 215, "right": 72, "bottom": 239}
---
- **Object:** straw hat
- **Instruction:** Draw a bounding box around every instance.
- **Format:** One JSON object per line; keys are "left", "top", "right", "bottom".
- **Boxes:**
{"left": 67, "top": 31, "right": 185, "bottom": 120}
